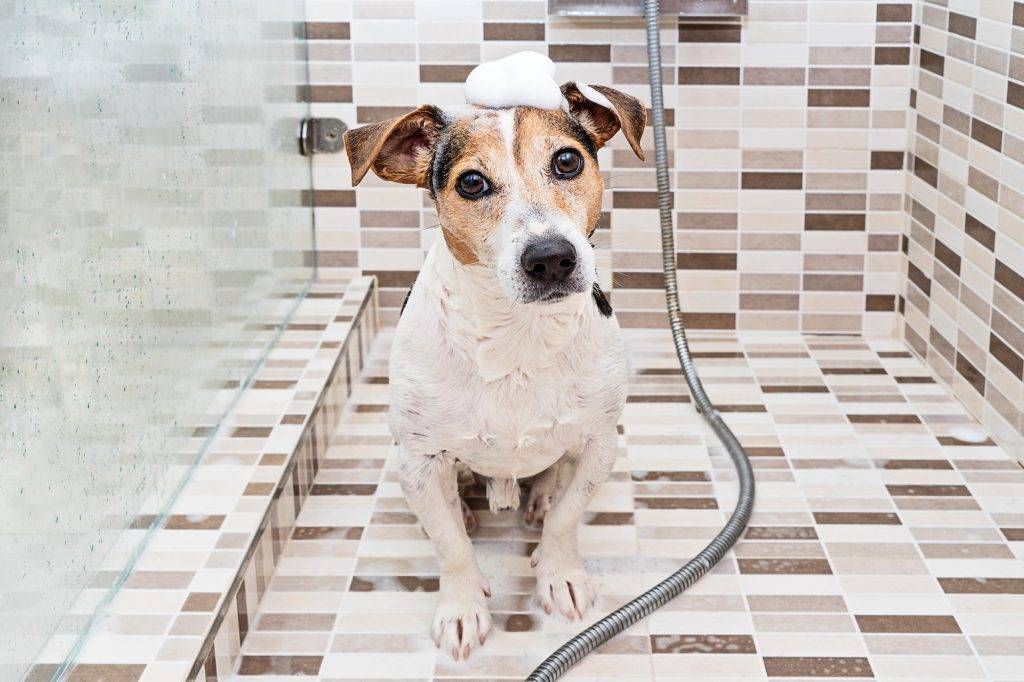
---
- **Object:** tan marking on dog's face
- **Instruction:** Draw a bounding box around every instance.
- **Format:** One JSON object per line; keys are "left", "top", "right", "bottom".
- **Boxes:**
{"left": 432, "top": 107, "right": 604, "bottom": 267}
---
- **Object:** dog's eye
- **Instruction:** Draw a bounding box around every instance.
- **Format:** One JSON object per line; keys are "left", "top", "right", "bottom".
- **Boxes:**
{"left": 552, "top": 148, "right": 583, "bottom": 179}
{"left": 456, "top": 171, "right": 490, "bottom": 199}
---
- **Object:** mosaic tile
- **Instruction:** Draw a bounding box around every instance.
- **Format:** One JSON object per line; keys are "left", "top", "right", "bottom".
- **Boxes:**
{"left": 228, "top": 328, "right": 1024, "bottom": 680}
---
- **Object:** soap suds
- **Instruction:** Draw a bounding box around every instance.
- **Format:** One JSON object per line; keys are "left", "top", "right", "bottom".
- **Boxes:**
{"left": 464, "top": 51, "right": 564, "bottom": 110}
{"left": 949, "top": 425, "right": 989, "bottom": 443}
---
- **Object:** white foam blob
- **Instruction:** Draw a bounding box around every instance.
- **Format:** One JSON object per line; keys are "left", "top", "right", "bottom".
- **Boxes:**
{"left": 464, "top": 51, "right": 564, "bottom": 110}
{"left": 948, "top": 425, "right": 989, "bottom": 443}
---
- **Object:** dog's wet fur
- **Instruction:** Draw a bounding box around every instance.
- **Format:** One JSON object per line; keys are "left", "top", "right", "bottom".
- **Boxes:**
{"left": 343, "top": 81, "right": 645, "bottom": 661}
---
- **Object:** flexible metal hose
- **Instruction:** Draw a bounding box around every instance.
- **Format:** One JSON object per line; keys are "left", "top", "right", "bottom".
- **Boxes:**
{"left": 525, "top": 2, "right": 756, "bottom": 679}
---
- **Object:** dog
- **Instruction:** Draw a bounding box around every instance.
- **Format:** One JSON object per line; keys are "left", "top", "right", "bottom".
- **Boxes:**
{"left": 343, "top": 81, "right": 646, "bottom": 660}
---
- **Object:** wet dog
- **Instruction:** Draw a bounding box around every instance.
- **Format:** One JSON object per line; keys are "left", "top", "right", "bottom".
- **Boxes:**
{"left": 343, "top": 82, "right": 645, "bottom": 660}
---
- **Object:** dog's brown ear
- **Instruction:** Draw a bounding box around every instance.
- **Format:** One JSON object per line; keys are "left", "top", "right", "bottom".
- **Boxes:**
{"left": 561, "top": 82, "right": 646, "bottom": 160}
{"left": 343, "top": 105, "right": 445, "bottom": 187}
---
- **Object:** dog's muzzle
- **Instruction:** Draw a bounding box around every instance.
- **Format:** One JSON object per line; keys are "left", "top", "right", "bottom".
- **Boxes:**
{"left": 518, "top": 236, "right": 587, "bottom": 303}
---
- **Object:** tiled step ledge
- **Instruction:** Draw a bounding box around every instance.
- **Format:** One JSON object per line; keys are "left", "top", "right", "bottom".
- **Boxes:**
{"left": 58, "top": 276, "right": 378, "bottom": 681}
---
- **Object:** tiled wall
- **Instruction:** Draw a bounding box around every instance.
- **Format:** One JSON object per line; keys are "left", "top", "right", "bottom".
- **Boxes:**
{"left": 900, "top": 0, "right": 1024, "bottom": 459}
{"left": 305, "top": 0, "right": 912, "bottom": 333}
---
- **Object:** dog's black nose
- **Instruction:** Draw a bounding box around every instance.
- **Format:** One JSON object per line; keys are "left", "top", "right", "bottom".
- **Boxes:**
{"left": 521, "top": 238, "right": 577, "bottom": 282}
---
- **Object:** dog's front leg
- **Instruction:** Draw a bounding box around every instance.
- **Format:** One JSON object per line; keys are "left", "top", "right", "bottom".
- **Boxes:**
{"left": 530, "top": 430, "right": 617, "bottom": 620}
{"left": 398, "top": 449, "right": 492, "bottom": 660}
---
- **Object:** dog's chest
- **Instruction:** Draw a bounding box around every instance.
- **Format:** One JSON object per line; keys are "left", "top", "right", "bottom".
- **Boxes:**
{"left": 450, "top": 372, "right": 597, "bottom": 478}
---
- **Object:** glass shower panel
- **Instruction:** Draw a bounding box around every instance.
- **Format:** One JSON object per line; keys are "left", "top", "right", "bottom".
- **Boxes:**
{"left": 0, "top": 1, "right": 315, "bottom": 677}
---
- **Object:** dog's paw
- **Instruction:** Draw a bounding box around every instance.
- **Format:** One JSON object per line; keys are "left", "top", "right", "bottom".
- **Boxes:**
{"left": 532, "top": 552, "right": 596, "bottom": 620}
{"left": 432, "top": 572, "right": 493, "bottom": 661}
{"left": 523, "top": 487, "right": 551, "bottom": 526}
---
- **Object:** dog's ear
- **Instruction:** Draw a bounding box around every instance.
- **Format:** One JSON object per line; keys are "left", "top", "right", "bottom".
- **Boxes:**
{"left": 343, "top": 105, "right": 445, "bottom": 187}
{"left": 561, "top": 82, "right": 646, "bottom": 160}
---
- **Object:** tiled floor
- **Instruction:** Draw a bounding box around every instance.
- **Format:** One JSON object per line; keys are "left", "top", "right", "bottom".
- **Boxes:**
{"left": 234, "top": 328, "right": 1024, "bottom": 681}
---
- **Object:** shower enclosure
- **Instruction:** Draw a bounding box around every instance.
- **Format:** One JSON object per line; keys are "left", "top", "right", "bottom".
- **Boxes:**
{"left": 1, "top": 1, "right": 316, "bottom": 677}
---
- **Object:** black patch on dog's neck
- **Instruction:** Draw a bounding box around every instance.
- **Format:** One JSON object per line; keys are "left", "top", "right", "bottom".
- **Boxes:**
{"left": 592, "top": 283, "right": 613, "bottom": 317}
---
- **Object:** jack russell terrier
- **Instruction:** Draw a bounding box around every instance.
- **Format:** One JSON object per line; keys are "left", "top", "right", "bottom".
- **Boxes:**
{"left": 343, "top": 73, "right": 646, "bottom": 660}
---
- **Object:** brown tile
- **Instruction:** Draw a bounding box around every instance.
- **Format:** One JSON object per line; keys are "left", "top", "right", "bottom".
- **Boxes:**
{"left": 761, "top": 384, "right": 828, "bottom": 392}
{"left": 881, "top": 459, "right": 949, "bottom": 469}
{"left": 814, "top": 512, "right": 901, "bottom": 525}
{"left": 956, "top": 352, "right": 986, "bottom": 395}
{"left": 971, "top": 118, "right": 1003, "bottom": 151}
{"left": 482, "top": 22, "right": 544, "bottom": 41}
{"left": 679, "top": 66, "right": 740, "bottom": 85}
{"left": 804, "top": 214, "right": 865, "bottom": 231}
{"left": 991, "top": 333, "right": 1024, "bottom": 377}
{"left": 907, "top": 262, "right": 932, "bottom": 297}
{"left": 349, "top": 575, "right": 439, "bottom": 592}
{"left": 803, "top": 274, "right": 863, "bottom": 292}
{"left": 631, "top": 471, "right": 710, "bottom": 482}
{"left": 364, "top": 270, "right": 417, "bottom": 288}
{"left": 808, "top": 89, "right": 870, "bottom": 107}
{"left": 356, "top": 105, "right": 415, "bottom": 123}
{"left": 876, "top": 3, "right": 912, "bottom": 21}
{"left": 683, "top": 312, "right": 735, "bottom": 329}
{"left": 651, "top": 634, "right": 757, "bottom": 654}
{"left": 913, "top": 156, "right": 939, "bottom": 187}
{"left": 871, "top": 151, "right": 904, "bottom": 170}
{"left": 856, "top": 615, "right": 961, "bottom": 634}
{"left": 939, "top": 577, "right": 1024, "bottom": 594}
{"left": 742, "top": 172, "right": 802, "bottom": 190}
{"left": 764, "top": 657, "right": 872, "bottom": 677}
{"left": 948, "top": 12, "right": 977, "bottom": 39}
{"left": 1016, "top": 2, "right": 1024, "bottom": 27}
{"left": 307, "top": 85, "right": 352, "bottom": 103}
{"left": 875, "top": 47, "right": 910, "bottom": 65}
{"left": 614, "top": 271, "right": 664, "bottom": 289}
{"left": 866, "top": 294, "right": 896, "bottom": 312}
{"left": 305, "top": 190, "right": 355, "bottom": 208}
{"left": 738, "top": 559, "right": 833, "bottom": 574}
{"left": 237, "top": 656, "right": 323, "bottom": 675}
{"left": 305, "top": 22, "right": 350, "bottom": 40}
{"left": 886, "top": 484, "right": 971, "bottom": 496}
{"left": 613, "top": 191, "right": 658, "bottom": 208}
{"left": 848, "top": 414, "right": 920, "bottom": 424}
{"left": 677, "top": 252, "right": 736, "bottom": 270}
{"left": 678, "top": 23, "right": 741, "bottom": 42}
{"left": 549, "top": 44, "right": 610, "bottom": 62}
{"left": 920, "top": 49, "right": 945, "bottom": 76}
{"left": 231, "top": 426, "right": 273, "bottom": 438}
{"left": 309, "top": 483, "right": 377, "bottom": 495}
{"left": 419, "top": 64, "right": 474, "bottom": 83}
{"left": 1010, "top": 81, "right": 1024, "bottom": 110}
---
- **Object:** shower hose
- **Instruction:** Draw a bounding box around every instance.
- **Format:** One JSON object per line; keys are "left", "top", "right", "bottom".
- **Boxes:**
{"left": 525, "top": 1, "right": 756, "bottom": 679}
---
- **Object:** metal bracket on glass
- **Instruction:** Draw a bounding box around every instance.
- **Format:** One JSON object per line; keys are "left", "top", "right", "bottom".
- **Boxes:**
{"left": 549, "top": 0, "right": 746, "bottom": 16}
{"left": 299, "top": 118, "right": 347, "bottom": 156}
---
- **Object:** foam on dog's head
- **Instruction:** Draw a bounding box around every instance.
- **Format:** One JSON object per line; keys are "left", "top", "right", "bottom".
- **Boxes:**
{"left": 464, "top": 51, "right": 564, "bottom": 110}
